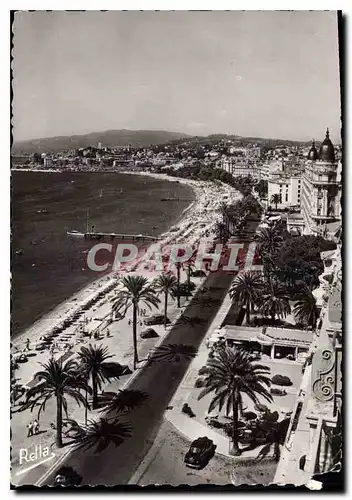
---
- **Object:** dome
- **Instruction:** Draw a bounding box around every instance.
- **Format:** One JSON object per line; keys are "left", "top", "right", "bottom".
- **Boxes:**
{"left": 307, "top": 140, "right": 318, "bottom": 161}
{"left": 318, "top": 128, "right": 335, "bottom": 163}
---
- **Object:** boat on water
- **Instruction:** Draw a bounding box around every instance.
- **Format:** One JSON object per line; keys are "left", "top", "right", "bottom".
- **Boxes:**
{"left": 37, "top": 208, "right": 48, "bottom": 214}
{"left": 67, "top": 230, "right": 85, "bottom": 238}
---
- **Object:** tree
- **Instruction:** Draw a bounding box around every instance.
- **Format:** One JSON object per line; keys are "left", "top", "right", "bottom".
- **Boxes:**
{"left": 213, "top": 221, "right": 229, "bottom": 244}
{"left": 229, "top": 271, "right": 263, "bottom": 324}
{"left": 255, "top": 227, "right": 283, "bottom": 257}
{"left": 112, "top": 275, "right": 160, "bottom": 369}
{"left": 219, "top": 202, "right": 230, "bottom": 233}
{"left": 153, "top": 273, "right": 177, "bottom": 328}
{"left": 257, "top": 282, "right": 291, "bottom": 322}
{"left": 270, "top": 193, "right": 281, "bottom": 210}
{"left": 293, "top": 284, "right": 318, "bottom": 329}
{"left": 25, "top": 358, "right": 90, "bottom": 448}
{"left": 175, "top": 262, "right": 182, "bottom": 308}
{"left": 77, "top": 344, "right": 122, "bottom": 410}
{"left": 198, "top": 347, "right": 272, "bottom": 455}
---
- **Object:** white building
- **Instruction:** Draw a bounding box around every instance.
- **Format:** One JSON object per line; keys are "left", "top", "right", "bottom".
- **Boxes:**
{"left": 301, "top": 129, "right": 342, "bottom": 236}
{"left": 268, "top": 170, "right": 302, "bottom": 208}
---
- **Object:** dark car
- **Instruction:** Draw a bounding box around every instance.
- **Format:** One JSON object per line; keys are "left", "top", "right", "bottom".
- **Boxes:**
{"left": 140, "top": 328, "right": 159, "bottom": 339}
{"left": 54, "top": 466, "right": 82, "bottom": 487}
{"left": 184, "top": 436, "right": 216, "bottom": 469}
{"left": 144, "top": 314, "right": 170, "bottom": 326}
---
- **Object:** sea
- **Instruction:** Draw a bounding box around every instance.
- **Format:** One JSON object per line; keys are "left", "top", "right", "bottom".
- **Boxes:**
{"left": 11, "top": 171, "right": 195, "bottom": 337}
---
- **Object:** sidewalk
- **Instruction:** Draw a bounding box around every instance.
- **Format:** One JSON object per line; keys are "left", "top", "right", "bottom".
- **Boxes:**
{"left": 11, "top": 268, "right": 206, "bottom": 486}
{"left": 165, "top": 281, "right": 235, "bottom": 457}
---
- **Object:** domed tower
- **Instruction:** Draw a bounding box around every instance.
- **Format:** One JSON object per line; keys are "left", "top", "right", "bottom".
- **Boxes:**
{"left": 301, "top": 128, "right": 341, "bottom": 236}
{"left": 307, "top": 140, "right": 318, "bottom": 161}
{"left": 318, "top": 128, "right": 335, "bottom": 163}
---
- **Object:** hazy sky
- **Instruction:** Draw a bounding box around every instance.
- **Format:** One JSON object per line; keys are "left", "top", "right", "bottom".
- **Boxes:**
{"left": 12, "top": 11, "right": 341, "bottom": 142}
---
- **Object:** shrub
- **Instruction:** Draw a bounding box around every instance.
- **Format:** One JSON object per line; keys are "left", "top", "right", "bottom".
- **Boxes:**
{"left": 272, "top": 374, "right": 293, "bottom": 386}
{"left": 198, "top": 366, "right": 208, "bottom": 376}
{"left": 255, "top": 403, "right": 269, "bottom": 413}
{"left": 194, "top": 378, "right": 205, "bottom": 388}
{"left": 270, "top": 387, "right": 287, "bottom": 396}
{"left": 243, "top": 411, "right": 257, "bottom": 421}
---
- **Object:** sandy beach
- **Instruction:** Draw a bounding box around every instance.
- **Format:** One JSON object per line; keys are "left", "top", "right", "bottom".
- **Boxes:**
{"left": 12, "top": 173, "right": 240, "bottom": 356}
{"left": 11, "top": 174, "right": 242, "bottom": 484}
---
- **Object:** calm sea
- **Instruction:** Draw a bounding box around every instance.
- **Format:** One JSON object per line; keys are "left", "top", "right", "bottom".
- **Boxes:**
{"left": 11, "top": 171, "right": 194, "bottom": 336}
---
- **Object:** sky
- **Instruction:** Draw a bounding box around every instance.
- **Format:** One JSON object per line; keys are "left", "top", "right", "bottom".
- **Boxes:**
{"left": 12, "top": 11, "right": 341, "bottom": 143}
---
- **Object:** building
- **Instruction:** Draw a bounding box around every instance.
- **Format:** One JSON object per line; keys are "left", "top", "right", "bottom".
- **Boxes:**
{"left": 274, "top": 243, "right": 342, "bottom": 485}
{"left": 218, "top": 157, "right": 261, "bottom": 179}
{"left": 268, "top": 170, "right": 302, "bottom": 209}
{"left": 301, "top": 129, "right": 342, "bottom": 236}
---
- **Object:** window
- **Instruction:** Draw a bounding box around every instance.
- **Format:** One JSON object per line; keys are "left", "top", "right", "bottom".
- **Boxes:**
{"left": 285, "top": 193, "right": 288, "bottom": 202}
{"left": 317, "top": 208, "right": 321, "bottom": 215}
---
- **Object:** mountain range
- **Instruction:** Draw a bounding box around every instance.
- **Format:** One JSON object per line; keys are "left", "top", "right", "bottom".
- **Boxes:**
{"left": 12, "top": 129, "right": 313, "bottom": 155}
{"left": 12, "top": 129, "right": 190, "bottom": 154}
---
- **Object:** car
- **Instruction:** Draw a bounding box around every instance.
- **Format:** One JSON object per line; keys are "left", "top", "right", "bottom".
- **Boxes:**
{"left": 184, "top": 436, "right": 216, "bottom": 469}
{"left": 144, "top": 314, "right": 170, "bottom": 326}
{"left": 54, "top": 466, "right": 82, "bottom": 487}
{"left": 140, "top": 328, "right": 159, "bottom": 339}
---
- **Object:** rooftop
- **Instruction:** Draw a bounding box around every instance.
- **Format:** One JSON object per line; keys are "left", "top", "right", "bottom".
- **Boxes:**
{"left": 223, "top": 325, "right": 313, "bottom": 346}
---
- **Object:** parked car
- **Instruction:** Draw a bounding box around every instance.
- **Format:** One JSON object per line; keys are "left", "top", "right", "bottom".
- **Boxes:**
{"left": 54, "top": 466, "right": 82, "bottom": 487}
{"left": 140, "top": 328, "right": 159, "bottom": 339}
{"left": 144, "top": 314, "right": 170, "bottom": 326}
{"left": 184, "top": 437, "right": 216, "bottom": 469}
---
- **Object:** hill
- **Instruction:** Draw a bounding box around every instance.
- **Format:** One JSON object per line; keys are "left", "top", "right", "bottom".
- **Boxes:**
{"left": 12, "top": 129, "right": 191, "bottom": 154}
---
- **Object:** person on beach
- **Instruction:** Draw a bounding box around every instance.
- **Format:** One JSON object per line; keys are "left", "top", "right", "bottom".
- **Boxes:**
{"left": 128, "top": 319, "right": 131, "bottom": 326}
{"left": 25, "top": 338, "right": 30, "bottom": 351}
{"left": 106, "top": 329, "right": 110, "bottom": 337}
{"left": 33, "top": 419, "right": 40, "bottom": 435}
{"left": 27, "top": 421, "right": 34, "bottom": 437}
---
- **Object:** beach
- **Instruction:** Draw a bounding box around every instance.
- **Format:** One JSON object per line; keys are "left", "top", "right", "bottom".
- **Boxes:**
{"left": 11, "top": 173, "right": 242, "bottom": 484}
{"left": 12, "top": 173, "right": 241, "bottom": 354}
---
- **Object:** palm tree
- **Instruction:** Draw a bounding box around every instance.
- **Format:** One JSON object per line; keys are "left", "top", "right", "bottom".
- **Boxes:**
{"left": 153, "top": 273, "right": 177, "bottom": 328}
{"left": 270, "top": 193, "right": 281, "bottom": 211}
{"left": 77, "top": 344, "right": 122, "bottom": 410}
{"left": 257, "top": 282, "right": 291, "bottom": 322}
{"left": 293, "top": 285, "right": 318, "bottom": 329}
{"left": 213, "top": 221, "right": 228, "bottom": 244}
{"left": 175, "top": 262, "right": 182, "bottom": 308}
{"left": 255, "top": 227, "right": 283, "bottom": 257}
{"left": 229, "top": 271, "right": 263, "bottom": 324}
{"left": 112, "top": 275, "right": 160, "bottom": 370}
{"left": 219, "top": 202, "right": 230, "bottom": 232}
{"left": 25, "top": 358, "right": 90, "bottom": 448}
{"left": 198, "top": 347, "right": 272, "bottom": 455}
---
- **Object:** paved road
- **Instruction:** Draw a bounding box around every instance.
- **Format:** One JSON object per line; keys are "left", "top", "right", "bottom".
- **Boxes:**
{"left": 33, "top": 271, "right": 235, "bottom": 486}
{"left": 132, "top": 420, "right": 276, "bottom": 487}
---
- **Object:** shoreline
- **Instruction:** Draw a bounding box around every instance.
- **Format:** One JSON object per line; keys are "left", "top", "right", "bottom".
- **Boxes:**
{"left": 12, "top": 172, "right": 241, "bottom": 351}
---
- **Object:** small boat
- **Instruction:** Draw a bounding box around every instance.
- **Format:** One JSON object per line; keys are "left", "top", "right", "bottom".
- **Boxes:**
{"left": 67, "top": 230, "right": 85, "bottom": 238}
{"left": 15, "top": 249, "right": 23, "bottom": 256}
{"left": 37, "top": 208, "right": 48, "bottom": 214}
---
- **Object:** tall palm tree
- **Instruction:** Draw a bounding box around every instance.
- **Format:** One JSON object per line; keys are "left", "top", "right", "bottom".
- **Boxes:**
{"left": 25, "top": 358, "right": 90, "bottom": 448}
{"left": 219, "top": 202, "right": 230, "bottom": 232}
{"left": 293, "top": 284, "right": 318, "bottom": 329}
{"left": 270, "top": 193, "right": 281, "bottom": 211}
{"left": 78, "top": 344, "right": 122, "bottom": 410}
{"left": 257, "top": 282, "right": 291, "bottom": 322}
{"left": 229, "top": 271, "right": 263, "bottom": 324}
{"left": 198, "top": 347, "right": 272, "bottom": 455}
{"left": 255, "top": 227, "right": 283, "bottom": 256}
{"left": 153, "top": 273, "right": 177, "bottom": 327}
{"left": 112, "top": 275, "right": 160, "bottom": 369}
{"left": 175, "top": 262, "right": 182, "bottom": 308}
{"left": 213, "top": 221, "right": 228, "bottom": 244}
